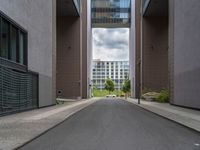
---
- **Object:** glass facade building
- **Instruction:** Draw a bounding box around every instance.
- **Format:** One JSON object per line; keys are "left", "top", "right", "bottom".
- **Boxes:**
{"left": 92, "top": 60, "right": 129, "bottom": 90}
{"left": 91, "top": 0, "right": 131, "bottom": 28}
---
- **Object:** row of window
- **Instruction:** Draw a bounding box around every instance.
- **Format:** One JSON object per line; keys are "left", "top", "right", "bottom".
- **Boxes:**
{"left": 93, "top": 71, "right": 128, "bottom": 74}
{"left": 93, "top": 76, "right": 127, "bottom": 79}
{"left": 93, "top": 74, "right": 129, "bottom": 78}
{"left": 93, "top": 65, "right": 129, "bottom": 68}
{"left": 0, "top": 14, "right": 27, "bottom": 65}
{"left": 93, "top": 80, "right": 126, "bottom": 84}
{"left": 93, "top": 69, "right": 129, "bottom": 72}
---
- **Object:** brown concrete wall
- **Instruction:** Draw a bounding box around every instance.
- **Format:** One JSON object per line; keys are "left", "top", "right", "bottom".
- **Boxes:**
{"left": 169, "top": 0, "right": 174, "bottom": 104}
{"left": 142, "top": 17, "right": 169, "bottom": 91}
{"left": 134, "top": 0, "right": 141, "bottom": 98}
{"left": 81, "top": 0, "right": 88, "bottom": 99}
{"left": 56, "top": 16, "right": 81, "bottom": 99}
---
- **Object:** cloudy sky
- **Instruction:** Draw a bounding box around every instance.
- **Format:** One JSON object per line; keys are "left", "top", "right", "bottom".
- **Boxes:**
{"left": 92, "top": 28, "right": 129, "bottom": 61}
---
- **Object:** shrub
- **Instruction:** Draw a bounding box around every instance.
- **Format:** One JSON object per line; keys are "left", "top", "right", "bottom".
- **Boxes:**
{"left": 155, "top": 90, "right": 169, "bottom": 103}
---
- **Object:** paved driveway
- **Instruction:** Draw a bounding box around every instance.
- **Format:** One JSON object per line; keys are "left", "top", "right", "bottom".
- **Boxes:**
{"left": 19, "top": 99, "right": 200, "bottom": 150}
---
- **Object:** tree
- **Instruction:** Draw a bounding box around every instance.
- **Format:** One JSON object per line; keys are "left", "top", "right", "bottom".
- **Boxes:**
{"left": 122, "top": 79, "right": 131, "bottom": 99}
{"left": 105, "top": 78, "right": 115, "bottom": 94}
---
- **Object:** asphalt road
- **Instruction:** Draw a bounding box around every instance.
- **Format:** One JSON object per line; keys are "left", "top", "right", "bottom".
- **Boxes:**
{"left": 19, "top": 99, "right": 200, "bottom": 150}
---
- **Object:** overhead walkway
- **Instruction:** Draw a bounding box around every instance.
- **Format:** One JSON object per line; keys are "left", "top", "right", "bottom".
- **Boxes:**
{"left": 91, "top": 0, "right": 131, "bottom": 28}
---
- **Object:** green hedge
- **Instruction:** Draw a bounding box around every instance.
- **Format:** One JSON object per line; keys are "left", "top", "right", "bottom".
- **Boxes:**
{"left": 92, "top": 89, "right": 124, "bottom": 97}
{"left": 155, "top": 90, "right": 169, "bottom": 103}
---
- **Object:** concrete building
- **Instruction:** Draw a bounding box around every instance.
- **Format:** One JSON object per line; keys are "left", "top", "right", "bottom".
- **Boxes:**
{"left": 56, "top": 0, "right": 92, "bottom": 99}
{"left": 0, "top": 0, "right": 92, "bottom": 115}
{"left": 132, "top": 0, "right": 200, "bottom": 109}
{"left": 0, "top": 0, "right": 56, "bottom": 115}
{"left": 1, "top": 0, "right": 200, "bottom": 115}
{"left": 92, "top": 60, "right": 129, "bottom": 90}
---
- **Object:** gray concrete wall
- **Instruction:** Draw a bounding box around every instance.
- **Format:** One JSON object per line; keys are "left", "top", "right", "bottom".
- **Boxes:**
{"left": 87, "top": 0, "right": 93, "bottom": 98}
{"left": 81, "top": 0, "right": 92, "bottom": 98}
{"left": 142, "top": 17, "right": 169, "bottom": 91}
{"left": 52, "top": 0, "right": 57, "bottom": 105}
{"left": 0, "top": 0, "right": 56, "bottom": 107}
{"left": 130, "top": 0, "right": 136, "bottom": 98}
{"left": 57, "top": 16, "right": 81, "bottom": 99}
{"left": 170, "top": 0, "right": 200, "bottom": 109}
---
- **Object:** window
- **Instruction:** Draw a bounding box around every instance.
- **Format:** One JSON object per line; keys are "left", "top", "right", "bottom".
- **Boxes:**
{"left": 1, "top": 19, "right": 9, "bottom": 59}
{"left": 10, "top": 26, "right": 17, "bottom": 62}
{"left": 0, "top": 14, "right": 27, "bottom": 65}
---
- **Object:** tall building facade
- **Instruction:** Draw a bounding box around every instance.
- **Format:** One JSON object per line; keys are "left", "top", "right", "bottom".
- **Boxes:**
{"left": 0, "top": 0, "right": 92, "bottom": 115}
{"left": 0, "top": 0, "right": 57, "bottom": 115}
{"left": 1, "top": 0, "right": 200, "bottom": 116}
{"left": 92, "top": 60, "right": 129, "bottom": 90}
{"left": 132, "top": 0, "right": 200, "bottom": 109}
{"left": 56, "top": 0, "right": 92, "bottom": 100}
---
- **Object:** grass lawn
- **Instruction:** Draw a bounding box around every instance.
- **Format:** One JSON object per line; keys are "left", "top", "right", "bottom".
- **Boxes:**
{"left": 92, "top": 89, "right": 125, "bottom": 97}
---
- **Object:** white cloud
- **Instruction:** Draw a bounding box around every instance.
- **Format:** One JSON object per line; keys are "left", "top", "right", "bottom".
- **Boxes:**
{"left": 92, "top": 28, "right": 129, "bottom": 61}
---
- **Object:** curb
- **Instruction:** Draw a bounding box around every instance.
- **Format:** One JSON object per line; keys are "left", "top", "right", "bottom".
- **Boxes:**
{"left": 126, "top": 99, "right": 200, "bottom": 134}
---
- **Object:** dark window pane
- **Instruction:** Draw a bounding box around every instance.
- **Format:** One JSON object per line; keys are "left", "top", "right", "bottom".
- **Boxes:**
{"left": 19, "top": 32, "right": 25, "bottom": 64}
{"left": 10, "top": 26, "right": 17, "bottom": 62}
{"left": 1, "top": 19, "right": 9, "bottom": 59}
{"left": 0, "top": 16, "right": 1, "bottom": 56}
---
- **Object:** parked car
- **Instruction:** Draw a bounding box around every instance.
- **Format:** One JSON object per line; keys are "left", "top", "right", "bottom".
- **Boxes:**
{"left": 106, "top": 95, "right": 116, "bottom": 98}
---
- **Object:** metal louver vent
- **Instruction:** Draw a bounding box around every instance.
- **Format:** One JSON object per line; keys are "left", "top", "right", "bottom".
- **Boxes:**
{"left": 0, "top": 66, "right": 38, "bottom": 115}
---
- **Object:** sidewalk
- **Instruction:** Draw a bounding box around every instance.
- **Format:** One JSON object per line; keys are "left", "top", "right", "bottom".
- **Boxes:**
{"left": 0, "top": 98, "right": 100, "bottom": 150}
{"left": 127, "top": 98, "right": 200, "bottom": 132}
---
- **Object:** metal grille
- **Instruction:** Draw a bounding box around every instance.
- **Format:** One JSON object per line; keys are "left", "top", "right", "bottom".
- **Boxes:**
{"left": 0, "top": 66, "right": 38, "bottom": 115}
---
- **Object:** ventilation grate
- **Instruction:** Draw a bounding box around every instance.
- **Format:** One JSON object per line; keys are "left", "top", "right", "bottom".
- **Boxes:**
{"left": 0, "top": 66, "right": 38, "bottom": 115}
